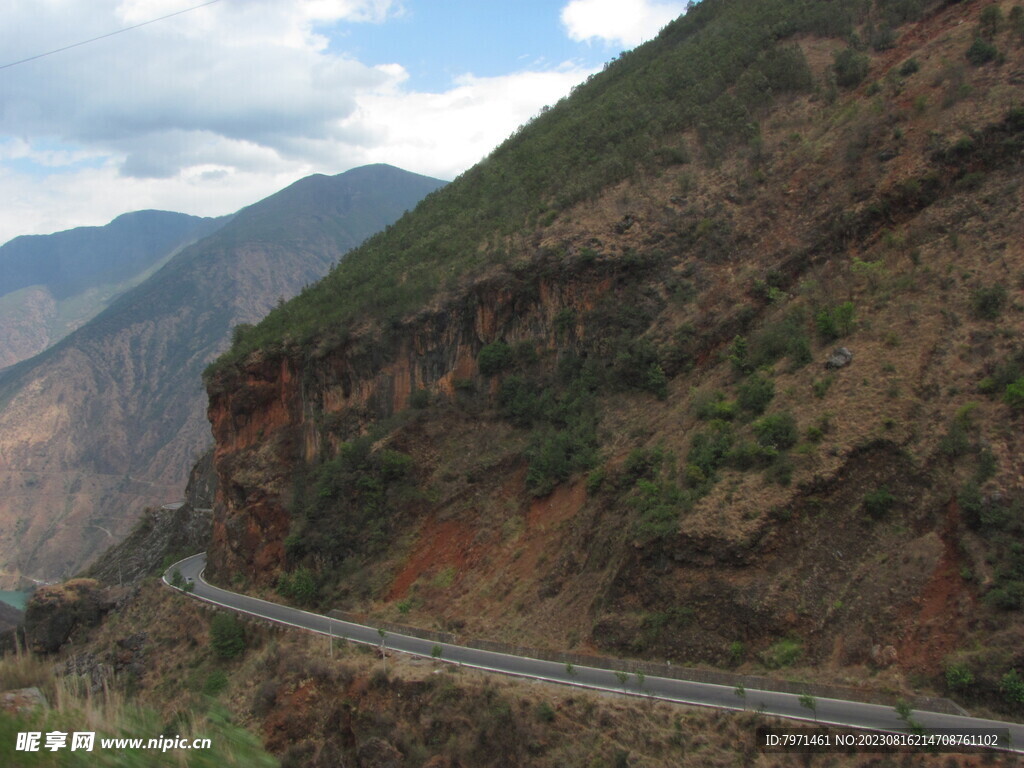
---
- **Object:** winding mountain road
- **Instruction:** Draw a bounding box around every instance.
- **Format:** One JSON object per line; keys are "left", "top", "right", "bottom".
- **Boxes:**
{"left": 165, "top": 552, "right": 1023, "bottom": 754}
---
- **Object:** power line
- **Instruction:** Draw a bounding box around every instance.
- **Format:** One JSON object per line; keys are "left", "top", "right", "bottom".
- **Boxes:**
{"left": 0, "top": 0, "right": 225, "bottom": 71}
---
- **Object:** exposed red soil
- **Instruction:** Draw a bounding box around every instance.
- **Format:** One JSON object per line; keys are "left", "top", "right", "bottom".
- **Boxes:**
{"left": 527, "top": 480, "right": 587, "bottom": 530}
{"left": 387, "top": 517, "right": 476, "bottom": 600}
{"left": 898, "top": 502, "right": 973, "bottom": 673}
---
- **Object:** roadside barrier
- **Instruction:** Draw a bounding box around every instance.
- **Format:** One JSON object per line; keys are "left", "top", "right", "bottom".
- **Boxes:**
{"left": 328, "top": 609, "right": 966, "bottom": 716}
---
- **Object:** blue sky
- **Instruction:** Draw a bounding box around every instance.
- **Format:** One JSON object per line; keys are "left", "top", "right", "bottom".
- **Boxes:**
{"left": 0, "top": 0, "right": 688, "bottom": 245}
{"left": 328, "top": 2, "right": 601, "bottom": 92}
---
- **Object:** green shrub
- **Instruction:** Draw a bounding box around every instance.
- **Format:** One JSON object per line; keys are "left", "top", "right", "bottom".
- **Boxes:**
{"left": 945, "top": 662, "right": 975, "bottom": 691}
{"left": 498, "top": 375, "right": 542, "bottom": 426}
{"left": 409, "top": 389, "right": 430, "bottom": 409}
{"left": 203, "top": 669, "right": 229, "bottom": 696}
{"left": 728, "top": 335, "right": 751, "bottom": 376}
{"left": 526, "top": 425, "right": 597, "bottom": 497}
{"left": 863, "top": 487, "right": 896, "bottom": 519}
{"left": 748, "top": 308, "right": 812, "bottom": 369}
{"left": 1000, "top": 669, "right": 1024, "bottom": 705}
{"left": 812, "top": 376, "right": 834, "bottom": 399}
{"left": 631, "top": 480, "right": 685, "bottom": 543}
{"left": 1006, "top": 377, "right": 1024, "bottom": 412}
{"left": 644, "top": 363, "right": 669, "bottom": 400}
{"left": 979, "top": 5, "right": 1003, "bottom": 39}
{"left": 762, "top": 638, "right": 802, "bottom": 669}
{"left": 585, "top": 467, "right": 606, "bottom": 495}
{"left": 754, "top": 412, "right": 798, "bottom": 450}
{"left": 729, "top": 641, "right": 745, "bottom": 665}
{"left": 986, "top": 582, "right": 1024, "bottom": 611}
{"left": 210, "top": 613, "right": 246, "bottom": 660}
{"left": 979, "top": 350, "right": 1024, "bottom": 396}
{"left": 939, "top": 414, "right": 974, "bottom": 457}
{"left": 971, "top": 284, "right": 1008, "bottom": 320}
{"left": 689, "top": 420, "right": 735, "bottom": 478}
{"left": 958, "top": 481, "right": 985, "bottom": 529}
{"left": 870, "top": 24, "right": 897, "bottom": 51}
{"left": 898, "top": 58, "right": 920, "bottom": 76}
{"left": 695, "top": 390, "right": 738, "bottom": 421}
{"left": 738, "top": 373, "right": 775, "bottom": 415}
{"left": 834, "top": 48, "right": 870, "bottom": 87}
{"left": 623, "top": 446, "right": 664, "bottom": 481}
{"left": 764, "top": 454, "right": 794, "bottom": 486}
{"left": 815, "top": 302, "right": 856, "bottom": 341}
{"left": 535, "top": 701, "right": 556, "bottom": 722}
{"left": 478, "top": 341, "right": 513, "bottom": 376}
{"left": 966, "top": 37, "right": 998, "bottom": 65}
{"left": 609, "top": 337, "right": 667, "bottom": 397}
{"left": 277, "top": 568, "right": 317, "bottom": 604}
{"left": 641, "top": 607, "right": 694, "bottom": 644}
{"left": 726, "top": 440, "right": 774, "bottom": 470}
{"left": 1011, "top": 6, "right": 1024, "bottom": 40}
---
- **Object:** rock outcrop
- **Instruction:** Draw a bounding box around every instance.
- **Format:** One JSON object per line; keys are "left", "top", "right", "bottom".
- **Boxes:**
{"left": 23, "top": 579, "right": 112, "bottom": 654}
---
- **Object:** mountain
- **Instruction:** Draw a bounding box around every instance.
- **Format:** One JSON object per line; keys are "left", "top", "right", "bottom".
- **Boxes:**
{"left": 203, "top": 0, "right": 1024, "bottom": 728}
{"left": 0, "top": 164, "right": 446, "bottom": 587}
{"left": 0, "top": 210, "right": 226, "bottom": 369}
{"left": 9, "top": 1, "right": 1024, "bottom": 765}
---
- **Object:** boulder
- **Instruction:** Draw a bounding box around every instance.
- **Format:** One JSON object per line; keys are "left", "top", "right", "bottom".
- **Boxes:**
{"left": 0, "top": 687, "right": 47, "bottom": 715}
{"left": 825, "top": 347, "right": 854, "bottom": 369}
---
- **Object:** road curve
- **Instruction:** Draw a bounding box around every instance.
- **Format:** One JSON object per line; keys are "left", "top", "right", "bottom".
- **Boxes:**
{"left": 165, "top": 552, "right": 1024, "bottom": 753}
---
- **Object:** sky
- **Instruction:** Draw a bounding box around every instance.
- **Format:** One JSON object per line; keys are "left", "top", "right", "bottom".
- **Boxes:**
{"left": 0, "top": 0, "right": 689, "bottom": 245}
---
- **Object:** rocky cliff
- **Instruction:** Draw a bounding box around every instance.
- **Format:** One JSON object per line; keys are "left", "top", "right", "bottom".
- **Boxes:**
{"left": 203, "top": 0, "right": 1024, "bottom": 714}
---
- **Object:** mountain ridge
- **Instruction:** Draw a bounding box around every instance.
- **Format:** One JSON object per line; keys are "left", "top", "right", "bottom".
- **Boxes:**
{"left": 0, "top": 164, "right": 446, "bottom": 588}
{"left": 0, "top": 210, "right": 227, "bottom": 368}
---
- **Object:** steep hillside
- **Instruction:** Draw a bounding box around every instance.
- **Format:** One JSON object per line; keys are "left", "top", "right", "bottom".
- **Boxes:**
{"left": 0, "top": 164, "right": 446, "bottom": 588}
{"left": 204, "top": 0, "right": 1024, "bottom": 719}
{"left": 0, "top": 210, "right": 224, "bottom": 368}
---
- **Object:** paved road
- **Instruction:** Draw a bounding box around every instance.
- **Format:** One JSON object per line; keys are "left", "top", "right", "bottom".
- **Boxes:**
{"left": 165, "top": 552, "right": 1024, "bottom": 754}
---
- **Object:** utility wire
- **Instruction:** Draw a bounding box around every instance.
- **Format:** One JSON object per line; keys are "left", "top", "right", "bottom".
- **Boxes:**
{"left": 0, "top": 0, "right": 225, "bottom": 71}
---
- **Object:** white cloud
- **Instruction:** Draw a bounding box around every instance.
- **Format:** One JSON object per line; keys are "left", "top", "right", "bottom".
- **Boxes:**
{"left": 349, "top": 65, "right": 596, "bottom": 180}
{"left": 560, "top": 0, "right": 686, "bottom": 48}
{"left": 0, "top": 1, "right": 594, "bottom": 244}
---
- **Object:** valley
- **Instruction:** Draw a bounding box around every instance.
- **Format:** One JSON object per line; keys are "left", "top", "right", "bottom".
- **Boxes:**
{"left": 3, "top": 0, "right": 1024, "bottom": 765}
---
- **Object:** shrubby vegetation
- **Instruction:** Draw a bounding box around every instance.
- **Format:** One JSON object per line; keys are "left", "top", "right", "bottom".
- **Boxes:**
{"left": 284, "top": 438, "right": 417, "bottom": 577}
{"left": 498, "top": 358, "right": 600, "bottom": 496}
{"left": 970, "top": 284, "right": 1007, "bottom": 320}
{"left": 277, "top": 567, "right": 317, "bottom": 604}
{"left": 737, "top": 372, "right": 775, "bottom": 415}
{"left": 204, "top": 0, "right": 916, "bottom": 376}
{"left": 815, "top": 301, "right": 856, "bottom": 341}
{"left": 863, "top": 486, "right": 896, "bottom": 519}
{"left": 961, "top": 487, "right": 1024, "bottom": 611}
{"left": 729, "top": 307, "right": 812, "bottom": 375}
{"left": 754, "top": 412, "right": 798, "bottom": 450}
{"left": 978, "top": 349, "right": 1024, "bottom": 407}
{"left": 210, "top": 612, "right": 247, "bottom": 660}
{"left": 834, "top": 48, "right": 870, "bottom": 87}
{"left": 478, "top": 341, "right": 514, "bottom": 376}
